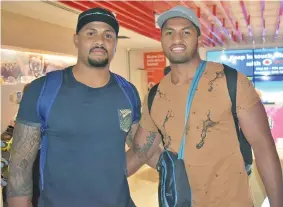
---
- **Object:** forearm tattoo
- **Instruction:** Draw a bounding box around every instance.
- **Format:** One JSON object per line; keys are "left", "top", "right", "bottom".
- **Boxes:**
{"left": 126, "top": 123, "right": 139, "bottom": 147}
{"left": 126, "top": 129, "right": 134, "bottom": 147}
{"left": 133, "top": 131, "right": 157, "bottom": 159}
{"left": 7, "top": 122, "right": 41, "bottom": 198}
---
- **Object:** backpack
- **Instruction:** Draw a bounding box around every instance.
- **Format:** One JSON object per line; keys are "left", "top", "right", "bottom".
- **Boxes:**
{"left": 36, "top": 69, "right": 141, "bottom": 191}
{"left": 148, "top": 64, "right": 253, "bottom": 175}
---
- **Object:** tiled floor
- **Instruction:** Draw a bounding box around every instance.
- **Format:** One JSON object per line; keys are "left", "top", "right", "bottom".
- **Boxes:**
{"left": 128, "top": 165, "right": 159, "bottom": 207}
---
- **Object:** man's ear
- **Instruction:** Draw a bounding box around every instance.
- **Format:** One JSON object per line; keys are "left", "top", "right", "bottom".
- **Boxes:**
{"left": 73, "top": 34, "right": 79, "bottom": 49}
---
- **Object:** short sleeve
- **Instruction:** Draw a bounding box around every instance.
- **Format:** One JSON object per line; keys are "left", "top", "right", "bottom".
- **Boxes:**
{"left": 129, "top": 82, "right": 141, "bottom": 124}
{"left": 139, "top": 93, "right": 159, "bottom": 133}
{"left": 16, "top": 76, "right": 45, "bottom": 126}
{"left": 236, "top": 72, "right": 261, "bottom": 115}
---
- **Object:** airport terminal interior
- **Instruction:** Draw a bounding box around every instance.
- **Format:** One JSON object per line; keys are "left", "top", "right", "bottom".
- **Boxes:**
{"left": 1, "top": 1, "right": 283, "bottom": 207}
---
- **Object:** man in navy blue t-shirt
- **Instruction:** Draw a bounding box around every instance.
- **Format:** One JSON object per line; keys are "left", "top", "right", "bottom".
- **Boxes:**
{"left": 7, "top": 7, "right": 150, "bottom": 207}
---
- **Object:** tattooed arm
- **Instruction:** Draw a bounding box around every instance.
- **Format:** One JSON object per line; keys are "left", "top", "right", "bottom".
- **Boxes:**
{"left": 7, "top": 121, "right": 41, "bottom": 207}
{"left": 126, "top": 123, "right": 162, "bottom": 172}
{"left": 126, "top": 124, "right": 162, "bottom": 177}
{"left": 125, "top": 123, "right": 139, "bottom": 148}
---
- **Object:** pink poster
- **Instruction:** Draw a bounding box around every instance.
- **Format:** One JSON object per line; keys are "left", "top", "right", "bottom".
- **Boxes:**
{"left": 265, "top": 106, "right": 283, "bottom": 142}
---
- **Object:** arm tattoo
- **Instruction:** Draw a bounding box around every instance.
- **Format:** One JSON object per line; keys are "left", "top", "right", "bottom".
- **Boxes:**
{"left": 133, "top": 131, "right": 157, "bottom": 159}
{"left": 126, "top": 129, "right": 134, "bottom": 147}
{"left": 126, "top": 123, "right": 139, "bottom": 147}
{"left": 7, "top": 122, "right": 41, "bottom": 198}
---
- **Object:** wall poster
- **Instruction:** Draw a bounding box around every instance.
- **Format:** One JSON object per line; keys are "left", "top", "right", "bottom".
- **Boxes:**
{"left": 1, "top": 48, "right": 77, "bottom": 85}
{"left": 144, "top": 51, "right": 166, "bottom": 89}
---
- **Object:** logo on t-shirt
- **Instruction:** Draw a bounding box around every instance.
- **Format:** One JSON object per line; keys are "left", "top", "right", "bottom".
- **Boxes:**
{"left": 118, "top": 109, "right": 132, "bottom": 132}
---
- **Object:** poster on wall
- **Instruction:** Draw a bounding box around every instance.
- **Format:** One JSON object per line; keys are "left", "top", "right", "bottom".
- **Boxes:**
{"left": 144, "top": 51, "right": 166, "bottom": 89}
{"left": 265, "top": 106, "right": 283, "bottom": 143}
{"left": 1, "top": 49, "right": 77, "bottom": 85}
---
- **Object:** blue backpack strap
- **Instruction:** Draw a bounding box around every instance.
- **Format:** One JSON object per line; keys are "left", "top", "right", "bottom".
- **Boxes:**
{"left": 114, "top": 74, "right": 141, "bottom": 124}
{"left": 37, "top": 70, "right": 63, "bottom": 190}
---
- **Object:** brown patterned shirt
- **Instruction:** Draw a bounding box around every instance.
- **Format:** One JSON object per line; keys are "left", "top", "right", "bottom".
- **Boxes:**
{"left": 140, "top": 62, "right": 260, "bottom": 207}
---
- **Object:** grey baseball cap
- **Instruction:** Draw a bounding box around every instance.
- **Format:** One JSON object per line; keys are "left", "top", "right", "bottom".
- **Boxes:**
{"left": 157, "top": 6, "right": 201, "bottom": 34}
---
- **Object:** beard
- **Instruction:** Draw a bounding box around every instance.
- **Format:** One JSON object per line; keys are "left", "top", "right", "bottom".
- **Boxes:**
{"left": 167, "top": 54, "right": 192, "bottom": 64}
{"left": 87, "top": 46, "right": 109, "bottom": 68}
{"left": 88, "top": 57, "right": 109, "bottom": 68}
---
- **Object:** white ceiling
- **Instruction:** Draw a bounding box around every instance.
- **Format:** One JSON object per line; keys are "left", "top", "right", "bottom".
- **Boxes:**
{"left": 229, "top": 0, "right": 283, "bottom": 43}
{"left": 1, "top": 0, "right": 161, "bottom": 49}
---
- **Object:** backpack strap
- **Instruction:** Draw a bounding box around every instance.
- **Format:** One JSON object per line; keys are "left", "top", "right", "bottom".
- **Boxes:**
{"left": 148, "top": 83, "right": 159, "bottom": 114}
{"left": 223, "top": 65, "right": 240, "bottom": 137}
{"left": 37, "top": 70, "right": 63, "bottom": 190}
{"left": 223, "top": 64, "right": 253, "bottom": 175}
{"left": 114, "top": 74, "right": 141, "bottom": 124}
{"left": 147, "top": 83, "right": 165, "bottom": 146}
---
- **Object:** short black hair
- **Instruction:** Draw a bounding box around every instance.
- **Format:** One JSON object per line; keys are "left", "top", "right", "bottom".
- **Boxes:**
{"left": 195, "top": 25, "right": 201, "bottom": 37}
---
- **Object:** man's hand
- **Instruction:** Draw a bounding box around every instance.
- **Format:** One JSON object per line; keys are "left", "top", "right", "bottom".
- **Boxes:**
{"left": 239, "top": 101, "right": 283, "bottom": 207}
{"left": 7, "top": 121, "right": 41, "bottom": 207}
{"left": 126, "top": 124, "right": 162, "bottom": 177}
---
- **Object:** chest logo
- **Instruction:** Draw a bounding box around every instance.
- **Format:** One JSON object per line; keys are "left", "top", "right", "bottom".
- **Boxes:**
{"left": 118, "top": 109, "right": 132, "bottom": 133}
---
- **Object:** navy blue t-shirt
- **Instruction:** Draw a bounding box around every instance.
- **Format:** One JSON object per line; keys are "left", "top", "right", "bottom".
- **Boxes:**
{"left": 17, "top": 67, "right": 141, "bottom": 207}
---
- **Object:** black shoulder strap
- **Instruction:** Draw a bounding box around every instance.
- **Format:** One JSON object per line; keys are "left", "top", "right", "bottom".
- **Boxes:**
{"left": 147, "top": 83, "right": 165, "bottom": 146}
{"left": 223, "top": 64, "right": 253, "bottom": 168}
{"left": 223, "top": 64, "right": 241, "bottom": 138}
{"left": 148, "top": 83, "right": 159, "bottom": 114}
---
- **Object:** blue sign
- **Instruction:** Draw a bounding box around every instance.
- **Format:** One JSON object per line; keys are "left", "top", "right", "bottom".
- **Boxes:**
{"left": 253, "top": 48, "right": 283, "bottom": 76}
{"left": 206, "top": 49, "right": 254, "bottom": 76}
{"left": 254, "top": 75, "right": 283, "bottom": 104}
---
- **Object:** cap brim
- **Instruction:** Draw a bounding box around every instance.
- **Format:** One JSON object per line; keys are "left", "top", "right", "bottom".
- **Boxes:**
{"left": 157, "top": 10, "right": 191, "bottom": 28}
{"left": 77, "top": 15, "right": 119, "bottom": 35}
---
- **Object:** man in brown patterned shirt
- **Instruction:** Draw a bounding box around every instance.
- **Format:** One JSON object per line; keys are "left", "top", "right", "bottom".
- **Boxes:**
{"left": 126, "top": 6, "right": 283, "bottom": 207}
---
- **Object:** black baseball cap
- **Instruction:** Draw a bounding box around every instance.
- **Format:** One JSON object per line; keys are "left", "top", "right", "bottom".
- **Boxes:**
{"left": 76, "top": 7, "right": 119, "bottom": 35}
